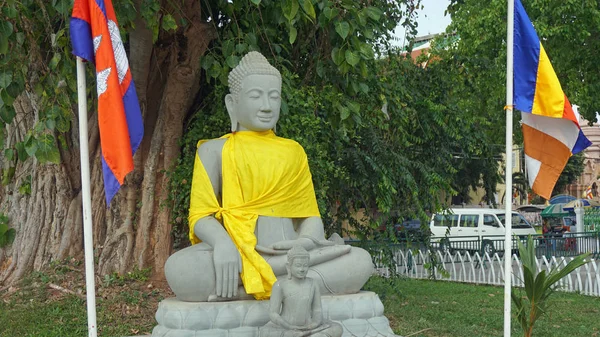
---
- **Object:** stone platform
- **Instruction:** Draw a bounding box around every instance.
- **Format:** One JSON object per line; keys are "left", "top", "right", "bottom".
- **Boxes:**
{"left": 152, "top": 291, "right": 398, "bottom": 337}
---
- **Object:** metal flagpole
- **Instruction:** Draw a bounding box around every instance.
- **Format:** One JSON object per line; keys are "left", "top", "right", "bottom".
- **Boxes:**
{"left": 504, "top": 0, "right": 515, "bottom": 335}
{"left": 76, "top": 56, "right": 99, "bottom": 337}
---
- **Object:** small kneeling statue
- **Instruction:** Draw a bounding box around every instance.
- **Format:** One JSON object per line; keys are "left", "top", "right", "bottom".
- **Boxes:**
{"left": 260, "top": 245, "right": 343, "bottom": 337}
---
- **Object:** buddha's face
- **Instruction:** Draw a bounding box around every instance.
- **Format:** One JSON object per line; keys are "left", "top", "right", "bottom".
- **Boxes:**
{"left": 288, "top": 256, "right": 309, "bottom": 279}
{"left": 226, "top": 74, "right": 281, "bottom": 132}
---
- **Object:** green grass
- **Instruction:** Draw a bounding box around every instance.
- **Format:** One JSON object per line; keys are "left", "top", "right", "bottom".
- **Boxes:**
{"left": 365, "top": 277, "right": 600, "bottom": 337}
{"left": 0, "top": 261, "right": 165, "bottom": 337}
{"left": 2, "top": 266, "right": 599, "bottom": 337}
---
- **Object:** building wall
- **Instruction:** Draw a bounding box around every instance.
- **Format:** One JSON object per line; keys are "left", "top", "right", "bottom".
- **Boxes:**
{"left": 566, "top": 119, "right": 600, "bottom": 197}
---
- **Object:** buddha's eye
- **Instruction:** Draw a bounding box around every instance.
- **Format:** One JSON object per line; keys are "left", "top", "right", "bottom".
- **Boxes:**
{"left": 247, "top": 90, "right": 261, "bottom": 99}
{"left": 270, "top": 93, "right": 280, "bottom": 99}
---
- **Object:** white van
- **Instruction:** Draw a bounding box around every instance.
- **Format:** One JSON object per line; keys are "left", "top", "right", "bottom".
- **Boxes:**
{"left": 429, "top": 208, "right": 537, "bottom": 255}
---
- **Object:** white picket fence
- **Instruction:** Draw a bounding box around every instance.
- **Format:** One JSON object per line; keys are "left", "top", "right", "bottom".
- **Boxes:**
{"left": 373, "top": 249, "right": 600, "bottom": 297}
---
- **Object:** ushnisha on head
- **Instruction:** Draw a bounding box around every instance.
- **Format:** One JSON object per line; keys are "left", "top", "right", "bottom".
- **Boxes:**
{"left": 286, "top": 244, "right": 310, "bottom": 280}
{"left": 225, "top": 52, "right": 283, "bottom": 133}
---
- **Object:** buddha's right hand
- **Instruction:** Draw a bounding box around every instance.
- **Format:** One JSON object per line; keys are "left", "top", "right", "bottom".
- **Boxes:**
{"left": 213, "top": 238, "right": 242, "bottom": 298}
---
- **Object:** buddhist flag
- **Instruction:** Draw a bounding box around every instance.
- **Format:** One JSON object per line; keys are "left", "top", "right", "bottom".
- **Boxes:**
{"left": 70, "top": 0, "right": 144, "bottom": 205}
{"left": 513, "top": 0, "right": 591, "bottom": 200}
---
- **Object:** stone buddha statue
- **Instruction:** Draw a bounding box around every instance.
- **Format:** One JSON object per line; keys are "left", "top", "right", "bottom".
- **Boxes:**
{"left": 164, "top": 51, "right": 373, "bottom": 302}
{"left": 260, "top": 245, "right": 343, "bottom": 337}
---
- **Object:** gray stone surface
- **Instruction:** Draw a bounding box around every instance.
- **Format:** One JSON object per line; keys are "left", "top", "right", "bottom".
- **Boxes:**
{"left": 151, "top": 292, "right": 398, "bottom": 337}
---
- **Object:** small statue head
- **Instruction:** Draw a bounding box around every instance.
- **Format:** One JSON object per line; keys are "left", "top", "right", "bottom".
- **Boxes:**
{"left": 226, "top": 51, "right": 282, "bottom": 133}
{"left": 286, "top": 244, "right": 310, "bottom": 280}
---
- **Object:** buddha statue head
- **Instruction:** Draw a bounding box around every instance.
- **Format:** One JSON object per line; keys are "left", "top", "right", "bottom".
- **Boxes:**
{"left": 286, "top": 244, "right": 310, "bottom": 280}
{"left": 226, "top": 51, "right": 282, "bottom": 132}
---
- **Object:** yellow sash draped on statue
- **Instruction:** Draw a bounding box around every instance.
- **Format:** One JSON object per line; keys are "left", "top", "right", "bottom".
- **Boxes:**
{"left": 187, "top": 130, "right": 320, "bottom": 299}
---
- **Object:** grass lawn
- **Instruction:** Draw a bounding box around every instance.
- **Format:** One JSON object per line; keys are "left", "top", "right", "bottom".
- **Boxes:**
{"left": 365, "top": 277, "right": 600, "bottom": 337}
{"left": 1, "top": 261, "right": 599, "bottom": 337}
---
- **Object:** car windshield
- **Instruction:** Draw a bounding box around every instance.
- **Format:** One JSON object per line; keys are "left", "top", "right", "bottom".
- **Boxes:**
{"left": 497, "top": 214, "right": 533, "bottom": 229}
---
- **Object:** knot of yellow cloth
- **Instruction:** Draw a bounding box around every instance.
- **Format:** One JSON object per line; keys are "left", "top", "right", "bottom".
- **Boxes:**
{"left": 214, "top": 207, "right": 226, "bottom": 222}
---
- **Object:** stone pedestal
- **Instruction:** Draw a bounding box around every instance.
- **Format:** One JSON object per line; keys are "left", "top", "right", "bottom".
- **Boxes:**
{"left": 152, "top": 291, "right": 398, "bottom": 337}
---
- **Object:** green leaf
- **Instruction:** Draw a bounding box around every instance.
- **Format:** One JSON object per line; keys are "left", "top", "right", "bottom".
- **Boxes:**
{"left": 0, "top": 21, "right": 13, "bottom": 38}
{"left": 331, "top": 47, "right": 345, "bottom": 65}
{"left": 1, "top": 166, "right": 15, "bottom": 186}
{"left": 0, "top": 105, "right": 15, "bottom": 124}
{"left": 245, "top": 33, "right": 258, "bottom": 47}
{"left": 24, "top": 135, "right": 38, "bottom": 157}
{"left": 4, "top": 148, "right": 13, "bottom": 161}
{"left": 0, "top": 36, "right": 8, "bottom": 55}
{"left": 235, "top": 43, "right": 248, "bottom": 53}
{"left": 335, "top": 21, "right": 350, "bottom": 40}
{"left": 3, "top": 4, "right": 18, "bottom": 18}
{"left": 16, "top": 32, "right": 24, "bottom": 46}
{"left": 45, "top": 119, "right": 56, "bottom": 130}
{"left": 49, "top": 53, "right": 62, "bottom": 70}
{"left": 161, "top": 14, "right": 178, "bottom": 31}
{"left": 0, "top": 88, "right": 14, "bottom": 106}
{"left": 316, "top": 61, "right": 324, "bottom": 78}
{"left": 289, "top": 26, "right": 298, "bottom": 44}
{"left": 359, "top": 43, "right": 374, "bottom": 59}
{"left": 0, "top": 71, "right": 12, "bottom": 88}
{"left": 222, "top": 40, "right": 235, "bottom": 57}
{"left": 300, "top": 0, "right": 316, "bottom": 20}
{"left": 250, "top": 0, "right": 261, "bottom": 5}
{"left": 35, "top": 134, "right": 61, "bottom": 164}
{"left": 5, "top": 228, "right": 15, "bottom": 245}
{"left": 365, "top": 7, "right": 382, "bottom": 21}
{"left": 226, "top": 55, "right": 240, "bottom": 68}
{"left": 359, "top": 82, "right": 369, "bottom": 93}
{"left": 282, "top": 0, "right": 300, "bottom": 22}
{"left": 345, "top": 50, "right": 360, "bottom": 66}
{"left": 339, "top": 106, "right": 350, "bottom": 120}
{"left": 201, "top": 55, "right": 215, "bottom": 70}
{"left": 208, "top": 61, "right": 222, "bottom": 79}
{"left": 15, "top": 142, "right": 28, "bottom": 161}
{"left": 348, "top": 102, "right": 360, "bottom": 113}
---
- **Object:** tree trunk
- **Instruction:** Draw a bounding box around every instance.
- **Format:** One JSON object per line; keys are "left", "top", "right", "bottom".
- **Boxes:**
{"left": 0, "top": 1, "right": 216, "bottom": 285}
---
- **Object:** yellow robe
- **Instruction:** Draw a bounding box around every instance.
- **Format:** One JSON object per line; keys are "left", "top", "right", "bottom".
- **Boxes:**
{"left": 188, "top": 130, "right": 320, "bottom": 299}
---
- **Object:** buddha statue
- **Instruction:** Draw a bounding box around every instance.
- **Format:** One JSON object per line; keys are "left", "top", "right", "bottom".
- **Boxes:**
{"left": 260, "top": 245, "right": 343, "bottom": 337}
{"left": 164, "top": 51, "right": 373, "bottom": 302}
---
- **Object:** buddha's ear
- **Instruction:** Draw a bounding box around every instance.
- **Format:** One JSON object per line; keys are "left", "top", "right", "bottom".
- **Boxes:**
{"left": 286, "top": 263, "right": 291, "bottom": 280}
{"left": 225, "top": 94, "right": 238, "bottom": 132}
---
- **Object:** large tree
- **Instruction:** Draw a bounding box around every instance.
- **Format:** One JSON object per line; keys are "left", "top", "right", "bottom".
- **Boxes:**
{"left": 0, "top": 0, "right": 519, "bottom": 284}
{"left": 0, "top": 0, "right": 428, "bottom": 283}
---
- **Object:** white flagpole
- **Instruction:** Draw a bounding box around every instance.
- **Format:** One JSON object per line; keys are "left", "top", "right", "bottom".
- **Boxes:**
{"left": 504, "top": 0, "right": 515, "bottom": 336}
{"left": 76, "top": 56, "right": 99, "bottom": 337}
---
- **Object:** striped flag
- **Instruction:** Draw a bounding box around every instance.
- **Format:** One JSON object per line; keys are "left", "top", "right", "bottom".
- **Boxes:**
{"left": 70, "top": 0, "right": 144, "bottom": 205}
{"left": 513, "top": 0, "right": 591, "bottom": 200}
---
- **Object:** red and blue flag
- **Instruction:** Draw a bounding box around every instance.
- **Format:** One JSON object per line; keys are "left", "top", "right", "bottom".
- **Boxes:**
{"left": 70, "top": 0, "right": 144, "bottom": 205}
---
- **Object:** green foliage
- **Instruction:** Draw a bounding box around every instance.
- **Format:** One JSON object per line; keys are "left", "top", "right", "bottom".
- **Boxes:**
{"left": 442, "top": 0, "right": 598, "bottom": 201}
{"left": 0, "top": 0, "right": 82, "bottom": 184}
{"left": 512, "top": 236, "right": 590, "bottom": 337}
{"left": 0, "top": 212, "right": 16, "bottom": 248}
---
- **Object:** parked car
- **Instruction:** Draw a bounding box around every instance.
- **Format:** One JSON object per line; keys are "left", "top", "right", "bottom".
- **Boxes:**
{"left": 393, "top": 219, "right": 431, "bottom": 241}
{"left": 429, "top": 208, "right": 537, "bottom": 255}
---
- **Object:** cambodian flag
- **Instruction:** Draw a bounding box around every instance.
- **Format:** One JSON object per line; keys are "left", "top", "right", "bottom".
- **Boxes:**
{"left": 70, "top": 0, "right": 144, "bottom": 205}
{"left": 513, "top": 0, "right": 591, "bottom": 200}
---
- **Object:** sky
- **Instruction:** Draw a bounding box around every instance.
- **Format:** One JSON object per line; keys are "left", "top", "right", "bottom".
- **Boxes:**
{"left": 391, "top": 0, "right": 452, "bottom": 47}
